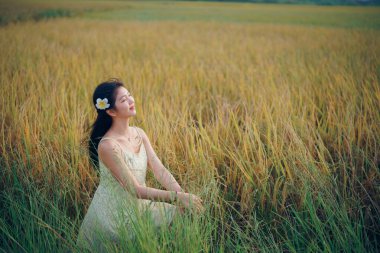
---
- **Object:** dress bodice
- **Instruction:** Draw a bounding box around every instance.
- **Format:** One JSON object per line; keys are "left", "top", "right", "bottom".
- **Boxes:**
{"left": 97, "top": 133, "right": 148, "bottom": 196}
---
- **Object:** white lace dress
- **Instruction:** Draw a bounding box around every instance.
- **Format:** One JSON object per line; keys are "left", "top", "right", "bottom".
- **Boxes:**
{"left": 76, "top": 133, "right": 178, "bottom": 251}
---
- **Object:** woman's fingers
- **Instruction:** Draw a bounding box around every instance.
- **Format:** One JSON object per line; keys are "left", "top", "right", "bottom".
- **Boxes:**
{"left": 196, "top": 201, "right": 204, "bottom": 213}
{"left": 198, "top": 204, "right": 205, "bottom": 214}
{"left": 188, "top": 201, "right": 204, "bottom": 214}
{"left": 187, "top": 194, "right": 204, "bottom": 213}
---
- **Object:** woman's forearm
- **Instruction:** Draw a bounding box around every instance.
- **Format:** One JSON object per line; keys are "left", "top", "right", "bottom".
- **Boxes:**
{"left": 155, "top": 168, "right": 184, "bottom": 192}
{"left": 135, "top": 185, "right": 178, "bottom": 203}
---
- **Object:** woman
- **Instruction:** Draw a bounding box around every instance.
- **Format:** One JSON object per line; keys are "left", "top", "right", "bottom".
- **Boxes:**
{"left": 76, "top": 78, "right": 205, "bottom": 252}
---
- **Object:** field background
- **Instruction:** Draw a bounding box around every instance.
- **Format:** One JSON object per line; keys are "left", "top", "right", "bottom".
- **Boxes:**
{"left": 1, "top": 0, "right": 379, "bottom": 252}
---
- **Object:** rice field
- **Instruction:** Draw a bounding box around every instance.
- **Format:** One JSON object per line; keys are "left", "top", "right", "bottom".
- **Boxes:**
{"left": 0, "top": 1, "right": 379, "bottom": 252}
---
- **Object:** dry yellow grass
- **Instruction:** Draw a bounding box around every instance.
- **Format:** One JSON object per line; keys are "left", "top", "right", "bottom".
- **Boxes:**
{"left": 0, "top": 16, "right": 379, "bottom": 223}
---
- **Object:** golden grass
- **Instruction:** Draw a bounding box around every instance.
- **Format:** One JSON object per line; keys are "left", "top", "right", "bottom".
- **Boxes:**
{"left": 0, "top": 16, "right": 379, "bottom": 221}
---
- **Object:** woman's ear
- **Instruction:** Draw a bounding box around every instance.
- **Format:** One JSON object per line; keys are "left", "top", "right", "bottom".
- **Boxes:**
{"left": 106, "top": 108, "right": 117, "bottom": 117}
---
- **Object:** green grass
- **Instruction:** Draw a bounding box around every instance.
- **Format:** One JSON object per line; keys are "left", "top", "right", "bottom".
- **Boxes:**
{"left": 0, "top": 0, "right": 135, "bottom": 26}
{"left": 1, "top": 1, "right": 380, "bottom": 29}
{"left": 1, "top": 167, "right": 375, "bottom": 252}
{"left": 82, "top": 1, "right": 380, "bottom": 29}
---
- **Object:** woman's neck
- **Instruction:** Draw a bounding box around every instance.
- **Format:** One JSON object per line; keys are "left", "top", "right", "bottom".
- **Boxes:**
{"left": 109, "top": 118, "right": 132, "bottom": 137}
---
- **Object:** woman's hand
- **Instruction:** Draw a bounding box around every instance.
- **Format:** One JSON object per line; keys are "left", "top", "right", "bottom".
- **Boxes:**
{"left": 177, "top": 192, "right": 205, "bottom": 214}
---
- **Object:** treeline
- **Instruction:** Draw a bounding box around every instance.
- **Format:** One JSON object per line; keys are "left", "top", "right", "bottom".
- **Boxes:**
{"left": 181, "top": 0, "right": 380, "bottom": 5}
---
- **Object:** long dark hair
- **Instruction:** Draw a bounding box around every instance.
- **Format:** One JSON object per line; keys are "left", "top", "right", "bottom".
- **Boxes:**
{"left": 87, "top": 78, "right": 124, "bottom": 172}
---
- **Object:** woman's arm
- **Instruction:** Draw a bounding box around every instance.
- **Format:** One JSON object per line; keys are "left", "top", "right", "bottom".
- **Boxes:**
{"left": 136, "top": 127, "right": 184, "bottom": 193}
{"left": 98, "top": 139, "right": 178, "bottom": 203}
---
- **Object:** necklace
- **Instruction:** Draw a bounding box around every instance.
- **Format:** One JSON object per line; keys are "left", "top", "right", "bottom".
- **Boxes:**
{"left": 126, "top": 128, "right": 142, "bottom": 145}
{"left": 127, "top": 135, "right": 140, "bottom": 143}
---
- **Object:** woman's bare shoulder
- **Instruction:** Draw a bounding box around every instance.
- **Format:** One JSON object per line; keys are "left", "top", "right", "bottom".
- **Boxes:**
{"left": 98, "top": 138, "right": 122, "bottom": 158}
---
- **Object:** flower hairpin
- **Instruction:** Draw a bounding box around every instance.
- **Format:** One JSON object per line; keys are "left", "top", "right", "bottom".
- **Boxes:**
{"left": 95, "top": 98, "right": 110, "bottom": 110}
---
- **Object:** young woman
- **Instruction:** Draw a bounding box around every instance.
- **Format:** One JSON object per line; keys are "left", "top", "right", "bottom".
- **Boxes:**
{"left": 76, "top": 78, "right": 204, "bottom": 251}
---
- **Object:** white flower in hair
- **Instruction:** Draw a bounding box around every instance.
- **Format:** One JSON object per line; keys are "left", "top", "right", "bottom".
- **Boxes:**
{"left": 95, "top": 98, "right": 110, "bottom": 110}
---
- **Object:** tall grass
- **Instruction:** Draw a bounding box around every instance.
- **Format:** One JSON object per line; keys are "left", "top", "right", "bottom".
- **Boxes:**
{"left": 0, "top": 3, "right": 379, "bottom": 252}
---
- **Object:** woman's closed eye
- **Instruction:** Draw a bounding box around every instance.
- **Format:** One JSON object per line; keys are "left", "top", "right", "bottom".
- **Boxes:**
{"left": 122, "top": 94, "right": 132, "bottom": 102}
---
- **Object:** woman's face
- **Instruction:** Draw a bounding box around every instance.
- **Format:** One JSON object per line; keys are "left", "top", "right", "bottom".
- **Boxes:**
{"left": 110, "top": 86, "right": 136, "bottom": 118}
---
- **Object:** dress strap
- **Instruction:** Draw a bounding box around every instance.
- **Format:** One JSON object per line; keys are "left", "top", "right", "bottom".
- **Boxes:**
{"left": 100, "top": 137, "right": 117, "bottom": 141}
{"left": 99, "top": 137, "right": 118, "bottom": 143}
{"left": 134, "top": 126, "right": 142, "bottom": 140}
